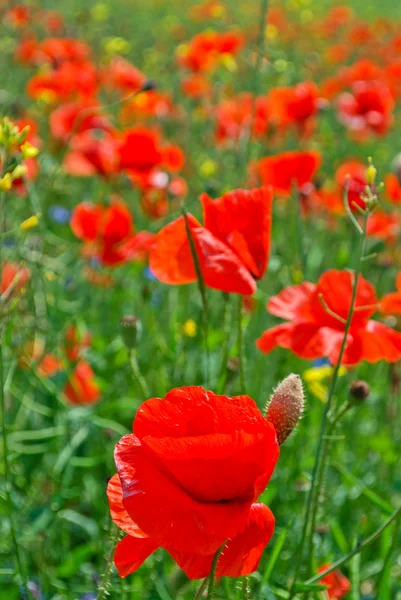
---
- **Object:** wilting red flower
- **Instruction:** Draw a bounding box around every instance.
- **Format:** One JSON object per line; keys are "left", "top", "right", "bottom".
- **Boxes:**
{"left": 101, "top": 56, "right": 146, "bottom": 95}
{"left": 384, "top": 173, "right": 401, "bottom": 205}
{"left": 64, "top": 325, "right": 91, "bottom": 362}
{"left": 256, "top": 269, "right": 401, "bottom": 366}
{"left": 335, "top": 160, "right": 367, "bottom": 211}
{"left": 256, "top": 150, "right": 321, "bottom": 198}
{"left": 215, "top": 93, "right": 270, "bottom": 144}
{"left": 366, "top": 210, "right": 401, "bottom": 244}
{"left": 50, "top": 102, "right": 113, "bottom": 142}
{"left": 1, "top": 262, "right": 30, "bottom": 298}
{"left": 150, "top": 187, "right": 273, "bottom": 295}
{"left": 380, "top": 273, "right": 401, "bottom": 315}
{"left": 318, "top": 564, "right": 351, "bottom": 599}
{"left": 63, "top": 360, "right": 100, "bottom": 405}
{"left": 336, "top": 80, "right": 394, "bottom": 137}
{"left": 268, "top": 82, "right": 321, "bottom": 134}
{"left": 71, "top": 199, "right": 154, "bottom": 266}
{"left": 107, "top": 386, "right": 279, "bottom": 578}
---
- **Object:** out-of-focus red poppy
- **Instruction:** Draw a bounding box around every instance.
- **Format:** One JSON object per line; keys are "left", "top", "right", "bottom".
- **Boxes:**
{"left": 384, "top": 173, "right": 401, "bottom": 205}
{"left": 17, "top": 37, "right": 90, "bottom": 66}
{"left": 181, "top": 74, "right": 211, "bottom": 98}
{"left": 107, "top": 386, "right": 279, "bottom": 578}
{"left": 50, "top": 102, "right": 113, "bottom": 142}
{"left": 71, "top": 199, "right": 155, "bottom": 267}
{"left": 335, "top": 160, "right": 367, "bottom": 211}
{"left": 318, "top": 564, "right": 351, "bottom": 599}
{"left": 39, "top": 10, "right": 64, "bottom": 33}
{"left": 268, "top": 82, "right": 320, "bottom": 134}
{"left": 63, "top": 130, "right": 121, "bottom": 177}
{"left": 336, "top": 80, "right": 394, "bottom": 137}
{"left": 215, "top": 93, "right": 269, "bottom": 144}
{"left": 63, "top": 360, "right": 100, "bottom": 405}
{"left": 118, "top": 127, "right": 184, "bottom": 177}
{"left": 188, "top": 0, "right": 226, "bottom": 21}
{"left": 64, "top": 325, "right": 91, "bottom": 362}
{"left": 255, "top": 150, "right": 321, "bottom": 198}
{"left": 380, "top": 273, "right": 401, "bottom": 315}
{"left": 119, "top": 91, "right": 174, "bottom": 123}
{"left": 150, "top": 187, "right": 273, "bottom": 295}
{"left": 37, "top": 354, "right": 63, "bottom": 377}
{"left": 256, "top": 269, "right": 401, "bottom": 366}
{"left": 101, "top": 57, "right": 146, "bottom": 95}
{"left": 27, "top": 61, "right": 98, "bottom": 103}
{"left": 366, "top": 210, "right": 401, "bottom": 244}
{"left": 320, "top": 5, "right": 354, "bottom": 36}
{"left": 1, "top": 262, "right": 30, "bottom": 298}
{"left": 177, "top": 30, "right": 244, "bottom": 73}
{"left": 4, "top": 5, "right": 30, "bottom": 27}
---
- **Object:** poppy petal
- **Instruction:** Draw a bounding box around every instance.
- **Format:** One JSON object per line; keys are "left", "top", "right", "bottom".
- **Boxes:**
{"left": 114, "top": 535, "right": 159, "bottom": 577}
{"left": 169, "top": 502, "right": 275, "bottom": 580}
{"left": 267, "top": 282, "right": 316, "bottom": 320}
{"left": 70, "top": 202, "right": 103, "bottom": 241}
{"left": 357, "top": 321, "right": 401, "bottom": 363}
{"left": 107, "top": 474, "right": 148, "bottom": 538}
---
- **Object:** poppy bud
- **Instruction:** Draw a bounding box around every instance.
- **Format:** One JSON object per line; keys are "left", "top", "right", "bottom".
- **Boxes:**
{"left": 266, "top": 374, "right": 305, "bottom": 445}
{"left": 349, "top": 380, "right": 370, "bottom": 402}
{"left": 120, "top": 316, "right": 141, "bottom": 349}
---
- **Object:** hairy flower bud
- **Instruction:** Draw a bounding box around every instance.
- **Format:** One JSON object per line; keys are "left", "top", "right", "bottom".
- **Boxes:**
{"left": 266, "top": 374, "right": 305, "bottom": 445}
{"left": 120, "top": 316, "right": 142, "bottom": 349}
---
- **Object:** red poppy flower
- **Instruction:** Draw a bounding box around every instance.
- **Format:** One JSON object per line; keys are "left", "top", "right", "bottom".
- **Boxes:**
{"left": 18, "top": 37, "right": 90, "bottom": 66}
{"left": 215, "top": 93, "right": 270, "bottom": 144}
{"left": 119, "top": 91, "right": 174, "bottom": 123}
{"left": 181, "top": 74, "right": 211, "bottom": 99}
{"left": 64, "top": 325, "right": 91, "bottom": 362}
{"left": 107, "top": 386, "right": 279, "bottom": 579}
{"left": 1, "top": 262, "right": 30, "bottom": 298}
{"left": 336, "top": 80, "right": 394, "bottom": 137}
{"left": 50, "top": 102, "right": 113, "bottom": 142}
{"left": 63, "top": 130, "right": 121, "bottom": 177}
{"left": 380, "top": 273, "right": 401, "bottom": 315}
{"left": 268, "top": 82, "right": 320, "bottom": 133}
{"left": 256, "top": 269, "right": 401, "bottom": 366}
{"left": 4, "top": 5, "right": 30, "bottom": 28}
{"left": 149, "top": 187, "right": 273, "bottom": 295}
{"left": 335, "top": 160, "right": 367, "bottom": 211}
{"left": 366, "top": 210, "right": 401, "bottom": 244}
{"left": 27, "top": 61, "right": 98, "bottom": 103}
{"left": 384, "top": 173, "right": 401, "bottom": 205}
{"left": 118, "top": 127, "right": 184, "bottom": 176}
{"left": 71, "top": 199, "right": 154, "bottom": 267}
{"left": 318, "top": 564, "right": 351, "bottom": 599}
{"left": 63, "top": 360, "right": 100, "bottom": 405}
{"left": 101, "top": 56, "right": 146, "bottom": 95}
{"left": 178, "top": 30, "right": 243, "bottom": 73}
{"left": 37, "top": 354, "right": 63, "bottom": 378}
{"left": 256, "top": 150, "right": 321, "bottom": 198}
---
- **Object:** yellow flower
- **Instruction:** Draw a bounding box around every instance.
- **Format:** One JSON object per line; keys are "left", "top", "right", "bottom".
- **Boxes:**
{"left": 20, "top": 213, "right": 41, "bottom": 231}
{"left": 91, "top": 3, "right": 110, "bottom": 21}
{"left": 104, "top": 37, "right": 131, "bottom": 56}
{"left": 0, "top": 173, "right": 12, "bottom": 191}
{"left": 220, "top": 53, "right": 237, "bottom": 72}
{"left": 199, "top": 158, "right": 217, "bottom": 178}
{"left": 265, "top": 24, "right": 278, "bottom": 41}
{"left": 304, "top": 364, "right": 347, "bottom": 402}
{"left": 11, "top": 165, "right": 27, "bottom": 180}
{"left": 20, "top": 141, "right": 39, "bottom": 159}
{"left": 182, "top": 319, "right": 197, "bottom": 337}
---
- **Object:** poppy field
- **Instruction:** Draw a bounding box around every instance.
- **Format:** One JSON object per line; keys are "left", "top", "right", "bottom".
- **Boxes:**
{"left": 2, "top": 0, "right": 401, "bottom": 598}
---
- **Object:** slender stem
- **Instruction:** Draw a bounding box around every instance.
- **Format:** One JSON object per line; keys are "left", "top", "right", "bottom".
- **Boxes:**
{"left": 237, "top": 295, "right": 246, "bottom": 394}
{"left": 129, "top": 349, "right": 150, "bottom": 399}
{"left": 0, "top": 190, "right": 30, "bottom": 598}
{"left": 243, "top": 0, "right": 269, "bottom": 168}
{"left": 182, "top": 207, "right": 210, "bottom": 385}
{"left": 289, "top": 213, "right": 369, "bottom": 595}
{"left": 217, "top": 293, "right": 232, "bottom": 394}
{"left": 194, "top": 577, "right": 208, "bottom": 600}
{"left": 375, "top": 512, "right": 401, "bottom": 596}
{"left": 242, "top": 577, "right": 249, "bottom": 599}
{"left": 207, "top": 544, "right": 225, "bottom": 599}
{"left": 97, "top": 526, "right": 121, "bottom": 600}
{"left": 303, "top": 501, "right": 401, "bottom": 587}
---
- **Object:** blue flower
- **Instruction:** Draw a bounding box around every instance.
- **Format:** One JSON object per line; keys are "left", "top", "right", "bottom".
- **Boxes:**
{"left": 48, "top": 205, "right": 71, "bottom": 224}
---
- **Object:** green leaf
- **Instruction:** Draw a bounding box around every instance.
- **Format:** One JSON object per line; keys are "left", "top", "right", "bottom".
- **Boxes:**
{"left": 56, "top": 542, "right": 97, "bottom": 577}
{"left": 261, "top": 522, "right": 291, "bottom": 585}
{"left": 293, "top": 582, "right": 329, "bottom": 593}
{"left": 334, "top": 463, "right": 394, "bottom": 514}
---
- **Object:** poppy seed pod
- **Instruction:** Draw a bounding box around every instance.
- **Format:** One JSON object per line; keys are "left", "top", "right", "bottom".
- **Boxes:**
{"left": 349, "top": 379, "right": 370, "bottom": 402}
{"left": 120, "top": 316, "right": 142, "bottom": 349}
{"left": 266, "top": 374, "right": 305, "bottom": 445}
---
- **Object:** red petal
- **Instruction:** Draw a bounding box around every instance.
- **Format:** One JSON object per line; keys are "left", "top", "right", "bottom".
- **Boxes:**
{"left": 267, "top": 282, "right": 316, "bottom": 320}
{"left": 380, "top": 291, "right": 401, "bottom": 315}
{"left": 357, "top": 321, "right": 401, "bottom": 363}
{"left": 70, "top": 202, "right": 103, "bottom": 241}
{"left": 107, "top": 474, "right": 148, "bottom": 538}
{"left": 200, "top": 187, "right": 273, "bottom": 279}
{"left": 115, "top": 434, "right": 254, "bottom": 555}
{"left": 258, "top": 150, "right": 321, "bottom": 196}
{"left": 149, "top": 214, "right": 256, "bottom": 294}
{"left": 114, "top": 535, "right": 159, "bottom": 577}
{"left": 170, "top": 503, "right": 275, "bottom": 580}
{"left": 101, "top": 201, "right": 133, "bottom": 244}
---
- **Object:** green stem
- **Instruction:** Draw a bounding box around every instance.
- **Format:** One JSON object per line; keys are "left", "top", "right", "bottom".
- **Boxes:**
{"left": 242, "top": 576, "right": 249, "bottom": 599}
{"left": 289, "top": 213, "right": 369, "bottom": 596}
{"left": 194, "top": 577, "right": 208, "bottom": 600}
{"left": 376, "top": 512, "right": 401, "bottom": 596}
{"left": 217, "top": 293, "right": 232, "bottom": 394}
{"left": 207, "top": 544, "right": 225, "bottom": 599}
{"left": 237, "top": 295, "right": 246, "bottom": 394}
{"left": 96, "top": 526, "right": 121, "bottom": 600}
{"left": 129, "top": 350, "right": 150, "bottom": 399}
{"left": 303, "top": 501, "right": 401, "bottom": 587}
{"left": 243, "top": 0, "right": 269, "bottom": 168}
{"left": 182, "top": 207, "right": 210, "bottom": 385}
{"left": 0, "top": 191, "right": 30, "bottom": 598}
